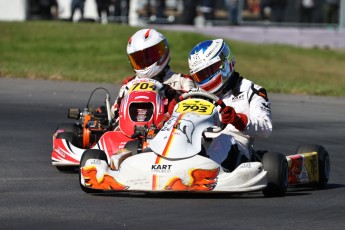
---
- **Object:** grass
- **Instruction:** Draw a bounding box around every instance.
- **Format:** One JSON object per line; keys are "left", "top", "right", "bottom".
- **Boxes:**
{"left": 1, "top": 21, "right": 345, "bottom": 96}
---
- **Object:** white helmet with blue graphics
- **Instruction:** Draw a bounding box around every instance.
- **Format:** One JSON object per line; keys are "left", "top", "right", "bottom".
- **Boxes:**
{"left": 188, "top": 39, "right": 236, "bottom": 94}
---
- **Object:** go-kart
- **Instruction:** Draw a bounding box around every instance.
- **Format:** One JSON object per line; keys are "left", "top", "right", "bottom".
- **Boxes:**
{"left": 51, "top": 78, "right": 167, "bottom": 171}
{"left": 79, "top": 90, "right": 330, "bottom": 197}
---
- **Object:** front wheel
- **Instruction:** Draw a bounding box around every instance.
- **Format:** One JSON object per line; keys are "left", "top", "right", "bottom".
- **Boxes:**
{"left": 56, "top": 165, "right": 78, "bottom": 172}
{"left": 262, "top": 152, "right": 288, "bottom": 197}
{"left": 54, "top": 131, "right": 80, "bottom": 172}
{"left": 124, "top": 140, "right": 142, "bottom": 155}
{"left": 55, "top": 123, "right": 82, "bottom": 147}
{"left": 79, "top": 149, "right": 108, "bottom": 193}
{"left": 80, "top": 149, "right": 108, "bottom": 167}
{"left": 296, "top": 144, "right": 330, "bottom": 188}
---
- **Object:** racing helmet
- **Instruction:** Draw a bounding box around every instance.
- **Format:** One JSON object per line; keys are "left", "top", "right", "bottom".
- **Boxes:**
{"left": 118, "top": 79, "right": 166, "bottom": 137}
{"left": 188, "top": 39, "right": 236, "bottom": 94}
{"left": 127, "top": 29, "right": 170, "bottom": 79}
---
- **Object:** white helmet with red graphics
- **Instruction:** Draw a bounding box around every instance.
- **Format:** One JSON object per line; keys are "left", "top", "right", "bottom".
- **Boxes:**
{"left": 127, "top": 29, "right": 170, "bottom": 79}
{"left": 188, "top": 39, "right": 236, "bottom": 95}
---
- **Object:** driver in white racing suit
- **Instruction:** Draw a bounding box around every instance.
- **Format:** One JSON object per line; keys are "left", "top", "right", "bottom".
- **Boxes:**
{"left": 112, "top": 28, "right": 195, "bottom": 121}
{"left": 188, "top": 39, "right": 273, "bottom": 171}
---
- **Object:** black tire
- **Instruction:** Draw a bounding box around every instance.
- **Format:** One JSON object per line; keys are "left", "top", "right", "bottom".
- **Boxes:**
{"left": 80, "top": 149, "right": 108, "bottom": 167}
{"left": 54, "top": 132, "right": 79, "bottom": 172}
{"left": 56, "top": 132, "right": 74, "bottom": 143}
{"left": 55, "top": 123, "right": 82, "bottom": 147}
{"left": 296, "top": 144, "right": 330, "bottom": 188}
{"left": 79, "top": 149, "right": 108, "bottom": 193}
{"left": 262, "top": 152, "right": 288, "bottom": 197}
{"left": 56, "top": 123, "right": 81, "bottom": 138}
{"left": 55, "top": 123, "right": 76, "bottom": 133}
{"left": 56, "top": 165, "right": 78, "bottom": 172}
{"left": 124, "top": 140, "right": 141, "bottom": 155}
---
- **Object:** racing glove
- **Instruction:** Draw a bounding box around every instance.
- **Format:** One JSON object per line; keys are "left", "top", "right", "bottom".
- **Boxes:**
{"left": 162, "top": 84, "right": 177, "bottom": 101}
{"left": 220, "top": 106, "right": 248, "bottom": 131}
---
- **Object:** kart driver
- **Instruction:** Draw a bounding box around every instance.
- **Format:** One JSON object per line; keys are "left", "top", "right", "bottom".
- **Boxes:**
{"left": 187, "top": 39, "right": 273, "bottom": 171}
{"left": 111, "top": 28, "right": 195, "bottom": 121}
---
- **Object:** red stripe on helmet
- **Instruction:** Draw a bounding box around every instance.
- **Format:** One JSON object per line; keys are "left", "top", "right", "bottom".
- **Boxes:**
{"left": 199, "top": 74, "right": 222, "bottom": 92}
{"left": 144, "top": 29, "right": 152, "bottom": 39}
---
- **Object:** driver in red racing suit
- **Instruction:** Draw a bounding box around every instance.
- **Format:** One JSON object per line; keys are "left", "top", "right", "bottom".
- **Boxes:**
{"left": 111, "top": 29, "right": 195, "bottom": 121}
{"left": 188, "top": 39, "right": 273, "bottom": 171}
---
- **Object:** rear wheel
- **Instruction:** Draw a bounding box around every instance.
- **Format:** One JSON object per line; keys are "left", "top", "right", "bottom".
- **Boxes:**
{"left": 296, "top": 144, "right": 330, "bottom": 188}
{"left": 79, "top": 149, "right": 108, "bottom": 193}
{"left": 262, "top": 152, "right": 288, "bottom": 197}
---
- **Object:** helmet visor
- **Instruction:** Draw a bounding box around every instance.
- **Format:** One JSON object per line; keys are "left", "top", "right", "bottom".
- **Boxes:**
{"left": 128, "top": 40, "right": 169, "bottom": 70}
{"left": 191, "top": 60, "right": 223, "bottom": 83}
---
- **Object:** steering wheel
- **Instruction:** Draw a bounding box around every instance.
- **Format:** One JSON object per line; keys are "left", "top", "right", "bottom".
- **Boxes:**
{"left": 178, "top": 90, "right": 227, "bottom": 132}
{"left": 178, "top": 90, "right": 226, "bottom": 109}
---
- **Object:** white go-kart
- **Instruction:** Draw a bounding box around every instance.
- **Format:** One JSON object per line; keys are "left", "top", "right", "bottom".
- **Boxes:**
{"left": 79, "top": 90, "right": 330, "bottom": 197}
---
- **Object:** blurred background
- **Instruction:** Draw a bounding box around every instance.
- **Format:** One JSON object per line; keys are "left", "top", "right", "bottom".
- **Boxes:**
{"left": 0, "top": 0, "right": 344, "bottom": 28}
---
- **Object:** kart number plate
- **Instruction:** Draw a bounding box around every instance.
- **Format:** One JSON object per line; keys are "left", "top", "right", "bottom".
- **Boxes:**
{"left": 176, "top": 99, "right": 214, "bottom": 115}
{"left": 129, "top": 82, "right": 156, "bottom": 92}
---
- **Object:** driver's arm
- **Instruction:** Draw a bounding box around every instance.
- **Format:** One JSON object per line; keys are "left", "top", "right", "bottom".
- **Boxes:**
{"left": 242, "top": 87, "right": 272, "bottom": 138}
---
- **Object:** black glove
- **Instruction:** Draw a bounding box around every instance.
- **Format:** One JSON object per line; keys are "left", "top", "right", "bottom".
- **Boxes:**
{"left": 162, "top": 84, "right": 177, "bottom": 101}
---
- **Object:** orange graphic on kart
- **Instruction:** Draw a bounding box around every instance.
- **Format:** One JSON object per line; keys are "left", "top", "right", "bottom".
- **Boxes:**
{"left": 81, "top": 166, "right": 128, "bottom": 190}
{"left": 164, "top": 168, "right": 219, "bottom": 191}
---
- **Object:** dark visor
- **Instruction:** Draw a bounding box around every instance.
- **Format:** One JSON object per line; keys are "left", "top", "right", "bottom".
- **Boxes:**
{"left": 191, "top": 60, "right": 223, "bottom": 83}
{"left": 128, "top": 40, "right": 168, "bottom": 70}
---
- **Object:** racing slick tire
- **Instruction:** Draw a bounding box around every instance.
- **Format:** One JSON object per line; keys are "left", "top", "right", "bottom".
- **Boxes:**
{"left": 124, "top": 140, "right": 142, "bottom": 155}
{"left": 296, "top": 144, "right": 330, "bottom": 188}
{"left": 55, "top": 123, "right": 77, "bottom": 133}
{"left": 79, "top": 149, "right": 108, "bottom": 193}
{"left": 56, "top": 132, "right": 74, "bottom": 144}
{"left": 262, "top": 152, "right": 288, "bottom": 197}
{"left": 55, "top": 123, "right": 82, "bottom": 146}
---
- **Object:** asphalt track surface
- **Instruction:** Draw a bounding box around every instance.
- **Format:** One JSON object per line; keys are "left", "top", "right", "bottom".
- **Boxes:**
{"left": 1, "top": 77, "right": 345, "bottom": 230}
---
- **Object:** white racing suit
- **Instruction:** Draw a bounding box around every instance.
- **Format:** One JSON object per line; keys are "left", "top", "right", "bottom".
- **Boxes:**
{"left": 111, "top": 68, "right": 195, "bottom": 119}
{"left": 205, "top": 76, "right": 272, "bottom": 170}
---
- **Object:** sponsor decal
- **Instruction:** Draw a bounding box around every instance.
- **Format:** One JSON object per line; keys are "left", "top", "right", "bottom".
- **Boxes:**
{"left": 240, "top": 163, "right": 251, "bottom": 168}
{"left": 54, "top": 147, "right": 66, "bottom": 158}
{"left": 287, "top": 152, "right": 318, "bottom": 184}
{"left": 160, "top": 115, "right": 178, "bottom": 132}
{"left": 128, "top": 81, "right": 156, "bottom": 92}
{"left": 151, "top": 164, "right": 172, "bottom": 173}
{"left": 231, "top": 93, "right": 244, "bottom": 102}
{"left": 260, "top": 102, "right": 271, "bottom": 112}
{"left": 288, "top": 155, "right": 303, "bottom": 184}
{"left": 173, "top": 120, "right": 194, "bottom": 144}
{"left": 205, "top": 42, "right": 220, "bottom": 58}
{"left": 176, "top": 99, "right": 214, "bottom": 115}
{"left": 164, "top": 168, "right": 219, "bottom": 191}
{"left": 89, "top": 159, "right": 103, "bottom": 165}
{"left": 128, "top": 177, "right": 150, "bottom": 186}
{"left": 304, "top": 152, "right": 319, "bottom": 182}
